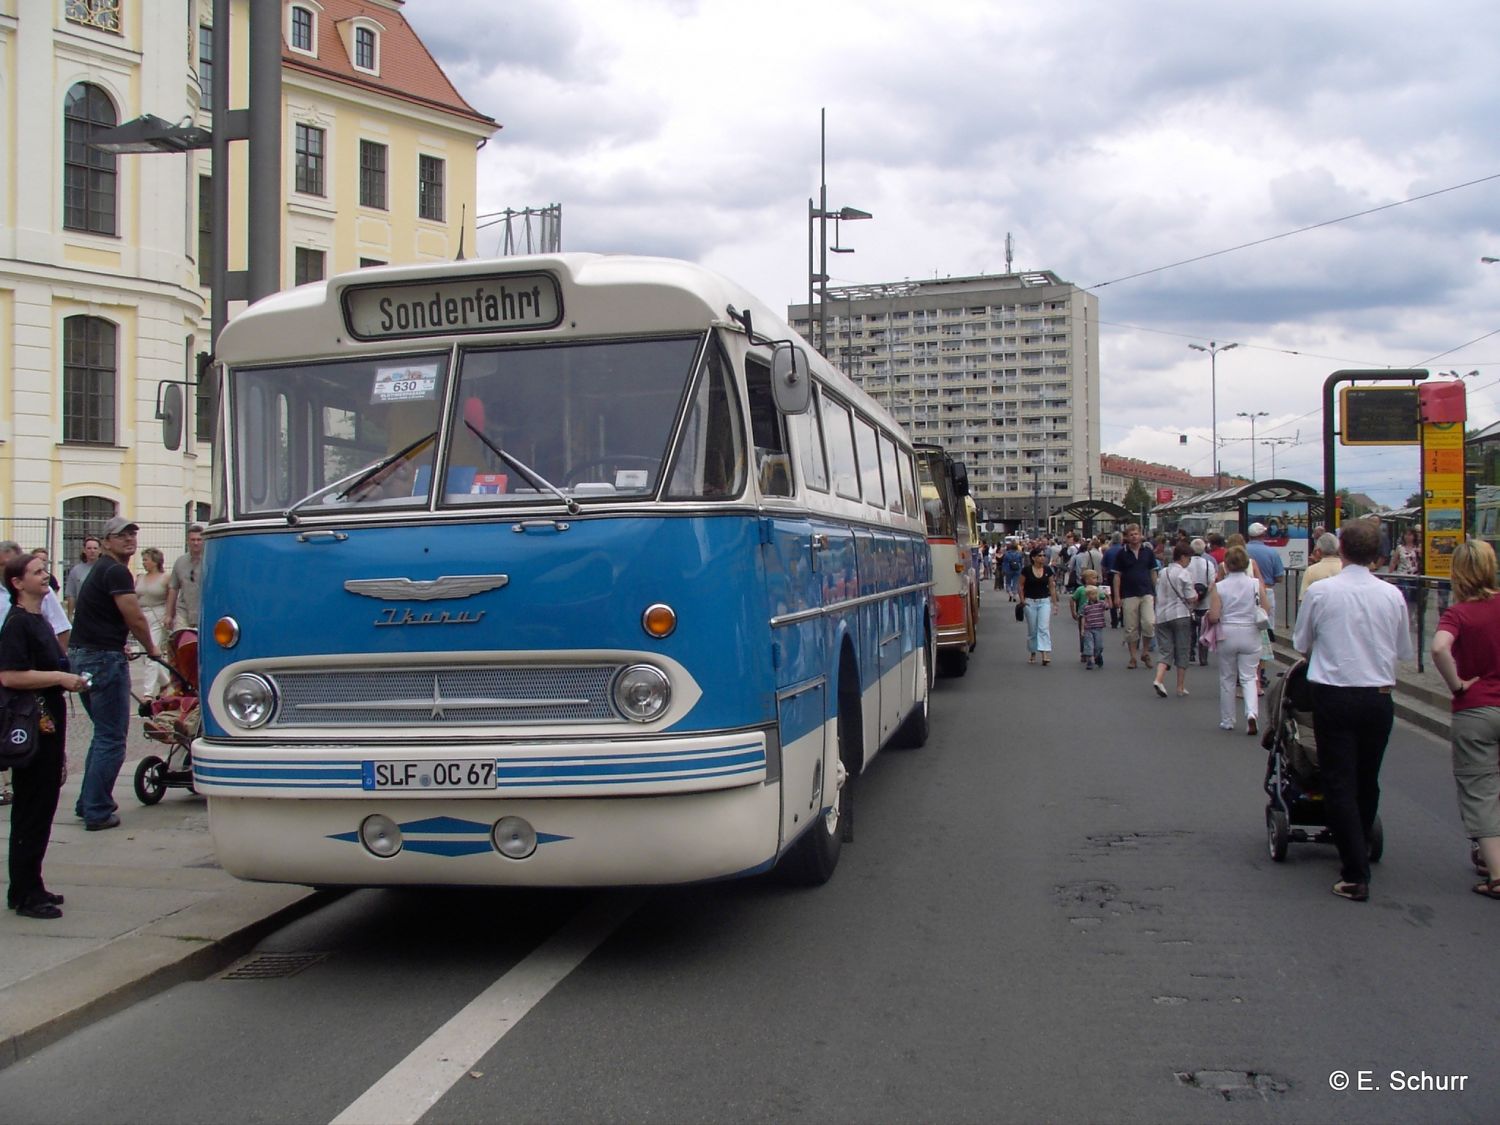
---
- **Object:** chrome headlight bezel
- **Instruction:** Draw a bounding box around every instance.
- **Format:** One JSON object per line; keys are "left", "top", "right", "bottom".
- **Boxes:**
{"left": 224, "top": 672, "right": 276, "bottom": 728}
{"left": 611, "top": 663, "right": 671, "bottom": 723}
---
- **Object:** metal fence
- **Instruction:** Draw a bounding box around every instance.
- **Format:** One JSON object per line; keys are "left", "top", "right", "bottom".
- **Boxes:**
{"left": 1282, "top": 568, "right": 1448, "bottom": 672}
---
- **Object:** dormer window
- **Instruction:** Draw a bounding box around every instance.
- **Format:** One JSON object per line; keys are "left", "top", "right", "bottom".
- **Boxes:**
{"left": 289, "top": 5, "right": 315, "bottom": 54}
{"left": 354, "top": 26, "right": 377, "bottom": 71}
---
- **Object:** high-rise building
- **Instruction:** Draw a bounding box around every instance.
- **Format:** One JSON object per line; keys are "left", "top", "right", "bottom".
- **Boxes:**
{"left": 0, "top": 0, "right": 495, "bottom": 561}
{"left": 789, "top": 270, "right": 1100, "bottom": 527}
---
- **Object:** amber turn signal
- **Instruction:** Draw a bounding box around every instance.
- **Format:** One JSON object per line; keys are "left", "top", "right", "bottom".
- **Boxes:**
{"left": 642, "top": 603, "right": 676, "bottom": 638}
{"left": 213, "top": 616, "right": 241, "bottom": 648}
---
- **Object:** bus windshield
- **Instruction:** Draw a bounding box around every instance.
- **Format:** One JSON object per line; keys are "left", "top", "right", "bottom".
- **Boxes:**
{"left": 231, "top": 335, "right": 704, "bottom": 518}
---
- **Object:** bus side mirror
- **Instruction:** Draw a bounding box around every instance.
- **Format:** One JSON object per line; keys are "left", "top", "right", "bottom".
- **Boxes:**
{"left": 159, "top": 383, "right": 184, "bottom": 451}
{"left": 952, "top": 460, "right": 971, "bottom": 497}
{"left": 772, "top": 343, "right": 811, "bottom": 415}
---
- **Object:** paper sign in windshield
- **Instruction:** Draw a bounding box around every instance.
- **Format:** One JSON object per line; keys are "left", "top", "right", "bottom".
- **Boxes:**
{"left": 372, "top": 364, "right": 439, "bottom": 404}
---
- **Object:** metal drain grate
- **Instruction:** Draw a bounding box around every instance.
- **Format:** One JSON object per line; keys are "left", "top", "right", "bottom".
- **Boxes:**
{"left": 221, "top": 952, "right": 328, "bottom": 980}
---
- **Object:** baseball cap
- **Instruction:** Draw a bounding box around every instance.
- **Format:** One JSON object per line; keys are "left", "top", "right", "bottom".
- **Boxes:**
{"left": 1247, "top": 522, "right": 1267, "bottom": 537}
{"left": 100, "top": 516, "right": 140, "bottom": 539}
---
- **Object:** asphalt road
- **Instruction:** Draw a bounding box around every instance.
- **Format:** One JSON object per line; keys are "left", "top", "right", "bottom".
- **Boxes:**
{"left": 2, "top": 602, "right": 1497, "bottom": 1124}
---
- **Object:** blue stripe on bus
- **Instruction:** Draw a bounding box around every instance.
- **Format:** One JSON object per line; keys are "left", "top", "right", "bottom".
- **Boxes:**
{"left": 495, "top": 748, "right": 763, "bottom": 779}
{"left": 496, "top": 763, "right": 763, "bottom": 788}
{"left": 492, "top": 741, "right": 761, "bottom": 765}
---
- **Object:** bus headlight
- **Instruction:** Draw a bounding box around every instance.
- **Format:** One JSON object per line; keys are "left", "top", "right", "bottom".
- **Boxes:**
{"left": 612, "top": 664, "right": 671, "bottom": 722}
{"left": 492, "top": 816, "right": 537, "bottom": 860}
{"left": 224, "top": 673, "right": 276, "bottom": 728}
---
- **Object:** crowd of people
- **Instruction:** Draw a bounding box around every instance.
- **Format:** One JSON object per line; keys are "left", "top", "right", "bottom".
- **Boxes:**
{"left": 2, "top": 521, "right": 203, "bottom": 921}
{"left": 979, "top": 515, "right": 1500, "bottom": 907}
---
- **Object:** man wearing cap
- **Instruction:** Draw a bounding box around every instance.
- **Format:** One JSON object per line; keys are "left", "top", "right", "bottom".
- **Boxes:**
{"left": 69, "top": 517, "right": 162, "bottom": 831}
{"left": 1245, "top": 522, "right": 1286, "bottom": 636}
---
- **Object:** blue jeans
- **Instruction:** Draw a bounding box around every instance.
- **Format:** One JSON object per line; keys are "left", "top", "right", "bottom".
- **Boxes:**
{"left": 1024, "top": 599, "right": 1052, "bottom": 653}
{"left": 72, "top": 648, "right": 130, "bottom": 824}
{"left": 1083, "top": 627, "right": 1103, "bottom": 662}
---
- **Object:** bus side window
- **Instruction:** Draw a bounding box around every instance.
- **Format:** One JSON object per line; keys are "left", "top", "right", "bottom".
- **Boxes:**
{"left": 821, "top": 395, "right": 861, "bottom": 501}
{"left": 745, "top": 356, "right": 792, "bottom": 497}
{"left": 666, "top": 340, "right": 747, "bottom": 500}
{"left": 791, "top": 387, "right": 829, "bottom": 492}
{"left": 877, "top": 431, "right": 903, "bottom": 514}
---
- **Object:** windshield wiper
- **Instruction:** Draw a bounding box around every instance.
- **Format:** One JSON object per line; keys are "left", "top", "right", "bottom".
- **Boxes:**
{"left": 464, "top": 420, "right": 581, "bottom": 515}
{"left": 284, "top": 431, "right": 437, "bottom": 525}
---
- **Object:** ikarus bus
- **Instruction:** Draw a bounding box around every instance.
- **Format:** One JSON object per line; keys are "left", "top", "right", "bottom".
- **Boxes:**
{"left": 200, "top": 255, "right": 933, "bottom": 887}
{"left": 914, "top": 443, "right": 977, "bottom": 676}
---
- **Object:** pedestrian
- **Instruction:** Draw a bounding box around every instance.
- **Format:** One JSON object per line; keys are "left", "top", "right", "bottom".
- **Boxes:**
{"left": 1153, "top": 544, "right": 1199, "bottom": 698}
{"left": 1, "top": 552, "right": 90, "bottom": 919}
{"left": 136, "top": 547, "right": 171, "bottom": 702}
{"left": 1429, "top": 539, "right": 1500, "bottom": 895}
{"left": 1291, "top": 518, "right": 1413, "bottom": 902}
{"left": 1186, "top": 539, "right": 1216, "bottom": 664}
{"left": 1080, "top": 584, "right": 1109, "bottom": 669}
{"left": 69, "top": 516, "right": 162, "bottom": 832}
{"left": 1069, "top": 567, "right": 1100, "bottom": 663}
{"left": 31, "top": 548, "right": 59, "bottom": 594}
{"left": 165, "top": 524, "right": 206, "bottom": 633}
{"left": 1018, "top": 546, "right": 1056, "bottom": 666}
{"left": 1102, "top": 531, "right": 1124, "bottom": 628}
{"left": 1245, "top": 522, "right": 1287, "bottom": 637}
{"left": 63, "top": 536, "right": 101, "bottom": 617}
{"left": 1000, "top": 540, "right": 1023, "bottom": 600}
{"left": 1300, "top": 531, "right": 1343, "bottom": 595}
{"left": 1111, "top": 523, "right": 1157, "bottom": 669}
{"left": 1208, "top": 545, "right": 1266, "bottom": 734}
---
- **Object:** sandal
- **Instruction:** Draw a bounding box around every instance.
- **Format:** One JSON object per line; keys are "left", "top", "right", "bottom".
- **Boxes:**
{"left": 1473, "top": 879, "right": 1500, "bottom": 900}
{"left": 1127, "top": 660, "right": 1138, "bottom": 669}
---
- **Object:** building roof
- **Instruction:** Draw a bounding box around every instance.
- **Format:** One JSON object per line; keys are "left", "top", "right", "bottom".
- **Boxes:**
{"left": 283, "top": 0, "right": 498, "bottom": 132}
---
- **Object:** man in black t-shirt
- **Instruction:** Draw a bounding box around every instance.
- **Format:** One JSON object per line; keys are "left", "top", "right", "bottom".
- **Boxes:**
{"left": 70, "top": 516, "right": 161, "bottom": 831}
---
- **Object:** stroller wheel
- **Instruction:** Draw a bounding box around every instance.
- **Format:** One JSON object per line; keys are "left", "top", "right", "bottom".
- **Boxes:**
{"left": 1266, "top": 807, "right": 1290, "bottom": 863}
{"left": 1368, "top": 815, "right": 1384, "bottom": 864}
{"left": 134, "top": 755, "right": 167, "bottom": 806}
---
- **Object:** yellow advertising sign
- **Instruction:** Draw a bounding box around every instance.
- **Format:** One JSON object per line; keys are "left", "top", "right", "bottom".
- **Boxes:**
{"left": 1422, "top": 421, "right": 1464, "bottom": 578}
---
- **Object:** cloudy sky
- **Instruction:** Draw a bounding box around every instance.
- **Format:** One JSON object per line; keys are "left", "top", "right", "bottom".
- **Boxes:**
{"left": 406, "top": 0, "right": 1500, "bottom": 505}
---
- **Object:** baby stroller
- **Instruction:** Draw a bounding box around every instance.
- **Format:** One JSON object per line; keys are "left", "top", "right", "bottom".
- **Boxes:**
{"left": 132, "top": 628, "right": 200, "bottom": 805}
{"left": 1261, "top": 657, "right": 1384, "bottom": 863}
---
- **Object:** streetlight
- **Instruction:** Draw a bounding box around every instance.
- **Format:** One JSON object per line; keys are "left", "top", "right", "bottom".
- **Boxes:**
{"left": 87, "top": 113, "right": 212, "bottom": 154}
{"left": 1236, "top": 410, "right": 1269, "bottom": 479}
{"left": 1260, "top": 437, "right": 1294, "bottom": 477}
{"left": 806, "top": 109, "right": 871, "bottom": 355}
{"left": 1188, "top": 341, "right": 1238, "bottom": 486}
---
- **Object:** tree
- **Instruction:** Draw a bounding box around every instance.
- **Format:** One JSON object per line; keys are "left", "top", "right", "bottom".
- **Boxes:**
{"left": 1122, "top": 477, "right": 1153, "bottom": 521}
{"left": 1336, "top": 487, "right": 1370, "bottom": 521}
{"left": 1404, "top": 491, "right": 1424, "bottom": 509}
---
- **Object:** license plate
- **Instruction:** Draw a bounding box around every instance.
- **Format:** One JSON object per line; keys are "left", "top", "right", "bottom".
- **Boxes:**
{"left": 362, "top": 759, "right": 496, "bottom": 791}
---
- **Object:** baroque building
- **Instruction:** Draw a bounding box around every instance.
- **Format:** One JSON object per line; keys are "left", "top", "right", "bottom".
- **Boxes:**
{"left": 0, "top": 0, "right": 495, "bottom": 562}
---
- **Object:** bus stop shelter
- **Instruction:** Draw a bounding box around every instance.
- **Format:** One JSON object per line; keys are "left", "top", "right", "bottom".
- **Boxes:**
{"left": 1051, "top": 499, "right": 1133, "bottom": 537}
{"left": 1149, "top": 479, "right": 1325, "bottom": 534}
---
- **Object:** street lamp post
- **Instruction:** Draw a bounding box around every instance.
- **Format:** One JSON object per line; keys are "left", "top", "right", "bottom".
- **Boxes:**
{"left": 1188, "top": 341, "right": 1238, "bottom": 486}
{"left": 1236, "top": 410, "right": 1269, "bottom": 479}
{"left": 805, "top": 109, "right": 871, "bottom": 355}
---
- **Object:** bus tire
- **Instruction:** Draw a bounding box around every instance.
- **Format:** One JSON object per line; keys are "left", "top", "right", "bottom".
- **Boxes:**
{"left": 938, "top": 647, "right": 969, "bottom": 677}
{"left": 778, "top": 688, "right": 857, "bottom": 885}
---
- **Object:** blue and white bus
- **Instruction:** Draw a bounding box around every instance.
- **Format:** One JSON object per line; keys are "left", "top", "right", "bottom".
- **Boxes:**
{"left": 199, "top": 254, "right": 933, "bottom": 887}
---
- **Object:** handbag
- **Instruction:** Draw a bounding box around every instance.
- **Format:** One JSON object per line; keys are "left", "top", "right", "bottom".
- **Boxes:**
{"left": 0, "top": 686, "right": 43, "bottom": 770}
{"left": 1015, "top": 603, "right": 1025, "bottom": 622}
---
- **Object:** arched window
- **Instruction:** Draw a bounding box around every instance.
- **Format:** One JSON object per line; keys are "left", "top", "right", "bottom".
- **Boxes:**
{"left": 64, "top": 83, "right": 118, "bottom": 235}
{"left": 63, "top": 315, "right": 117, "bottom": 445}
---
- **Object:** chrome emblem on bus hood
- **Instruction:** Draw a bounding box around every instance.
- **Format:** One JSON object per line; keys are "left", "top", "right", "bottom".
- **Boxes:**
{"left": 344, "top": 575, "right": 509, "bottom": 601}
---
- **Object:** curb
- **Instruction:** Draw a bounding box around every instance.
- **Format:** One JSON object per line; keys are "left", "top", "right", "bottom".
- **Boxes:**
{"left": 0, "top": 884, "right": 338, "bottom": 1072}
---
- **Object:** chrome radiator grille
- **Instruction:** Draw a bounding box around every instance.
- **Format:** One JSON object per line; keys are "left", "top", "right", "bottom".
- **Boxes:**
{"left": 268, "top": 665, "right": 622, "bottom": 727}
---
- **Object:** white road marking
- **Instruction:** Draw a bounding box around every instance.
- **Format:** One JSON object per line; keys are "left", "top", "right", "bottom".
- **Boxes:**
{"left": 329, "top": 891, "right": 642, "bottom": 1125}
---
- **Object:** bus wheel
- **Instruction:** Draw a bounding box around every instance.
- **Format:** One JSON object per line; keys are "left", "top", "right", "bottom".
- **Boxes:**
{"left": 938, "top": 647, "right": 969, "bottom": 677}
{"left": 778, "top": 721, "right": 854, "bottom": 885}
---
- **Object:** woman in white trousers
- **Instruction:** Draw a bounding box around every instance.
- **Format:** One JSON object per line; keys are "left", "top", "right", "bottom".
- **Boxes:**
{"left": 1208, "top": 545, "right": 1268, "bottom": 735}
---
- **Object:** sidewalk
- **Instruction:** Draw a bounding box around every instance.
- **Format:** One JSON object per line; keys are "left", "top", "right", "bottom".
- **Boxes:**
{"left": 0, "top": 668, "right": 329, "bottom": 1071}
{"left": 1269, "top": 633, "right": 1453, "bottom": 740}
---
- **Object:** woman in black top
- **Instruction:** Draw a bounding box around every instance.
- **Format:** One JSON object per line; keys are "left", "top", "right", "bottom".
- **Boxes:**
{"left": 1018, "top": 546, "right": 1058, "bottom": 665}
{"left": 0, "top": 554, "right": 89, "bottom": 919}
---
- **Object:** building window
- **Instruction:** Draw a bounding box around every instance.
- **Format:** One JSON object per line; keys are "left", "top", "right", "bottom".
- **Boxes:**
{"left": 63, "top": 83, "right": 118, "bottom": 236}
{"left": 359, "top": 257, "right": 386, "bottom": 268}
{"left": 359, "top": 140, "right": 387, "bottom": 209}
{"left": 295, "top": 248, "right": 326, "bottom": 286}
{"left": 198, "top": 25, "right": 214, "bottom": 111}
{"left": 197, "top": 175, "right": 213, "bottom": 287}
{"left": 63, "top": 315, "right": 117, "bottom": 446}
{"left": 290, "top": 5, "right": 314, "bottom": 52}
{"left": 193, "top": 344, "right": 216, "bottom": 444}
{"left": 294, "top": 123, "right": 325, "bottom": 196}
{"left": 63, "top": 496, "right": 117, "bottom": 566}
{"left": 418, "top": 155, "right": 445, "bottom": 222}
{"left": 65, "top": 0, "right": 120, "bottom": 32}
{"left": 354, "top": 26, "right": 377, "bottom": 71}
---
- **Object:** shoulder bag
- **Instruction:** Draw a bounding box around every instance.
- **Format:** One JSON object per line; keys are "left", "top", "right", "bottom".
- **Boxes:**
{"left": 0, "top": 686, "right": 42, "bottom": 770}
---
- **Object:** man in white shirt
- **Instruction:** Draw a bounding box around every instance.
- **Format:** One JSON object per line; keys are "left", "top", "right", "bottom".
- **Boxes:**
{"left": 1291, "top": 518, "right": 1413, "bottom": 902}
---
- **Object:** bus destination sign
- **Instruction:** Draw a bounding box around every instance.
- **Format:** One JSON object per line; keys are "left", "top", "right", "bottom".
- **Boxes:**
{"left": 342, "top": 273, "right": 563, "bottom": 340}
{"left": 1339, "top": 386, "right": 1420, "bottom": 446}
